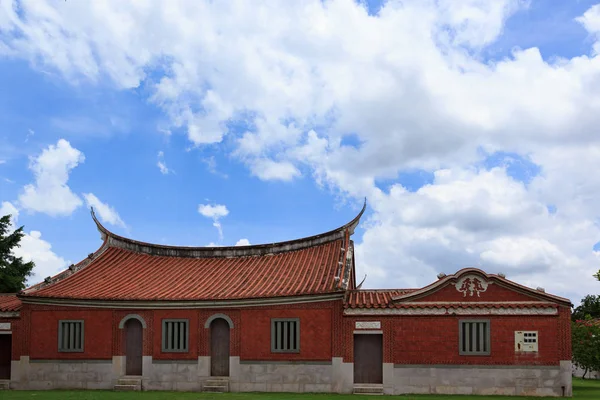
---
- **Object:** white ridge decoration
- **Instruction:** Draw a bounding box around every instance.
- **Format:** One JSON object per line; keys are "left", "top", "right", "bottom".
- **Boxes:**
{"left": 454, "top": 275, "right": 490, "bottom": 297}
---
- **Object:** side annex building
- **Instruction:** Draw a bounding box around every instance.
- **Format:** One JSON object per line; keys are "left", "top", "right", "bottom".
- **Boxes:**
{"left": 0, "top": 206, "right": 572, "bottom": 396}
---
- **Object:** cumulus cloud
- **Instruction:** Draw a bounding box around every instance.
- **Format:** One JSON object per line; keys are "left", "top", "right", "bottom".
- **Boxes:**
{"left": 577, "top": 4, "right": 600, "bottom": 54}
{"left": 249, "top": 159, "right": 301, "bottom": 182}
{"left": 4, "top": 1, "right": 600, "bottom": 300}
{"left": 0, "top": 201, "right": 68, "bottom": 285}
{"left": 198, "top": 203, "right": 229, "bottom": 240}
{"left": 235, "top": 238, "right": 250, "bottom": 246}
{"left": 157, "top": 151, "right": 172, "bottom": 175}
{"left": 18, "top": 139, "right": 84, "bottom": 216}
{"left": 0, "top": 201, "right": 19, "bottom": 227}
{"left": 13, "top": 230, "right": 69, "bottom": 285}
{"left": 83, "top": 193, "right": 126, "bottom": 228}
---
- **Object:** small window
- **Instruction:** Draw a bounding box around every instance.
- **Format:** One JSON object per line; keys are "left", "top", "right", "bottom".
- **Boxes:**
{"left": 58, "top": 320, "right": 84, "bottom": 352}
{"left": 271, "top": 318, "right": 300, "bottom": 353}
{"left": 162, "top": 319, "right": 189, "bottom": 352}
{"left": 459, "top": 320, "right": 490, "bottom": 355}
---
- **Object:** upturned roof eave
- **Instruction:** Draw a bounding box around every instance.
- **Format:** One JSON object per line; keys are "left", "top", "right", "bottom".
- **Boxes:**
{"left": 91, "top": 199, "right": 366, "bottom": 258}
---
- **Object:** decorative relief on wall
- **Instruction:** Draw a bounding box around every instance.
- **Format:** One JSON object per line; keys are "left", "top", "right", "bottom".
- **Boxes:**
{"left": 454, "top": 275, "right": 491, "bottom": 297}
{"left": 355, "top": 321, "right": 381, "bottom": 329}
{"left": 0, "top": 322, "right": 11, "bottom": 330}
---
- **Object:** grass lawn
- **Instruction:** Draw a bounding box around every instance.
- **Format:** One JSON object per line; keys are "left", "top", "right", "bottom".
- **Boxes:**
{"left": 1, "top": 378, "right": 598, "bottom": 399}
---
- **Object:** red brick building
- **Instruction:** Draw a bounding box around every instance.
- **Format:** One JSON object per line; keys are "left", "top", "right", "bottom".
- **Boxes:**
{"left": 0, "top": 207, "right": 572, "bottom": 396}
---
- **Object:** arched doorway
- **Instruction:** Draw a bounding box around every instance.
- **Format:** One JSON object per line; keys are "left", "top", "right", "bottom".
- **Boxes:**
{"left": 124, "top": 319, "right": 143, "bottom": 376}
{"left": 210, "top": 318, "right": 230, "bottom": 376}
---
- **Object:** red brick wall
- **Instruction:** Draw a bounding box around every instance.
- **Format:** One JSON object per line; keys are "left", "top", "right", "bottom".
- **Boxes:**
{"left": 29, "top": 308, "right": 113, "bottom": 360}
{"left": 418, "top": 282, "right": 545, "bottom": 302}
{"left": 344, "top": 309, "right": 570, "bottom": 366}
{"left": 240, "top": 305, "right": 333, "bottom": 361}
{"left": 19, "top": 300, "right": 338, "bottom": 362}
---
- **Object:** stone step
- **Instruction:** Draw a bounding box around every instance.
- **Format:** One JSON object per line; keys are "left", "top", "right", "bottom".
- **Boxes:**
{"left": 203, "top": 385, "right": 229, "bottom": 392}
{"left": 205, "top": 379, "right": 229, "bottom": 385}
{"left": 0, "top": 381, "right": 10, "bottom": 390}
{"left": 353, "top": 384, "right": 384, "bottom": 395}
{"left": 118, "top": 378, "right": 142, "bottom": 386}
{"left": 114, "top": 384, "right": 140, "bottom": 391}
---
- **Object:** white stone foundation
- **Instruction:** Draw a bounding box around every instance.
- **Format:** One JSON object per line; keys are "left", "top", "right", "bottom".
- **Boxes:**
{"left": 233, "top": 360, "right": 333, "bottom": 392}
{"left": 7, "top": 356, "right": 573, "bottom": 396}
{"left": 10, "top": 356, "right": 114, "bottom": 390}
{"left": 393, "top": 362, "right": 572, "bottom": 397}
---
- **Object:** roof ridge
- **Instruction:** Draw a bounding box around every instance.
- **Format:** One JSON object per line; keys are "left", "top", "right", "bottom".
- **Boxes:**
{"left": 91, "top": 200, "right": 366, "bottom": 258}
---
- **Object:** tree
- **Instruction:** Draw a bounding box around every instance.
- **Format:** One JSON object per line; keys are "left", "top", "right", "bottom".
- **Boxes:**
{"left": 572, "top": 295, "right": 600, "bottom": 322}
{"left": 595, "top": 270, "right": 600, "bottom": 281}
{"left": 0, "top": 214, "right": 34, "bottom": 292}
{"left": 572, "top": 319, "right": 600, "bottom": 379}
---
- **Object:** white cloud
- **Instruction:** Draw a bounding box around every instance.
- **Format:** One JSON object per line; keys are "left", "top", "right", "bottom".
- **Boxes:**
{"left": 577, "top": 4, "right": 600, "bottom": 54}
{"left": 0, "top": 201, "right": 68, "bottom": 286}
{"left": 4, "top": 1, "right": 600, "bottom": 301}
{"left": 18, "top": 139, "right": 84, "bottom": 216}
{"left": 235, "top": 238, "right": 250, "bottom": 246}
{"left": 13, "top": 230, "right": 69, "bottom": 286}
{"left": 355, "top": 167, "right": 600, "bottom": 300}
{"left": 250, "top": 159, "right": 301, "bottom": 182}
{"left": 198, "top": 203, "right": 229, "bottom": 240}
{"left": 157, "top": 151, "right": 172, "bottom": 175}
{"left": 0, "top": 201, "right": 19, "bottom": 227}
{"left": 83, "top": 193, "right": 126, "bottom": 228}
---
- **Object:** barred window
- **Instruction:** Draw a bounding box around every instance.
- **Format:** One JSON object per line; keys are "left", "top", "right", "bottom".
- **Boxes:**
{"left": 271, "top": 318, "right": 300, "bottom": 353}
{"left": 459, "top": 320, "right": 490, "bottom": 355}
{"left": 58, "top": 320, "right": 84, "bottom": 352}
{"left": 162, "top": 319, "right": 189, "bottom": 352}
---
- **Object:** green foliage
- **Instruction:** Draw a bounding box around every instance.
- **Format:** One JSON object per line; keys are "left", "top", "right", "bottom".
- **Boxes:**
{"left": 572, "top": 295, "right": 600, "bottom": 321}
{"left": 0, "top": 214, "right": 34, "bottom": 293}
{"left": 572, "top": 319, "right": 600, "bottom": 379}
{"left": 595, "top": 270, "right": 600, "bottom": 281}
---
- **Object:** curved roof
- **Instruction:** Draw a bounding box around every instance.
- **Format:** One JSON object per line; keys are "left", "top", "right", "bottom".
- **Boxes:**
{"left": 20, "top": 203, "right": 365, "bottom": 303}
{"left": 92, "top": 200, "right": 365, "bottom": 258}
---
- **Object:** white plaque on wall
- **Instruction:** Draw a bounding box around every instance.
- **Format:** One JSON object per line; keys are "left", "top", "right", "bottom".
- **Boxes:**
{"left": 355, "top": 321, "right": 381, "bottom": 329}
{"left": 0, "top": 323, "right": 10, "bottom": 330}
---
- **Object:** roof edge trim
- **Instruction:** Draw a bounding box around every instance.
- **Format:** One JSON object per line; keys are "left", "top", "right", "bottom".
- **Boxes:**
{"left": 91, "top": 199, "right": 366, "bottom": 258}
{"left": 390, "top": 268, "right": 572, "bottom": 306}
{"left": 18, "top": 292, "right": 345, "bottom": 309}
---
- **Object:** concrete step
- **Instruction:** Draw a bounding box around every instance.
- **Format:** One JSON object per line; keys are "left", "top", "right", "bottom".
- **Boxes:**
{"left": 114, "top": 384, "right": 140, "bottom": 391}
{"left": 353, "top": 384, "right": 383, "bottom": 395}
{"left": 203, "top": 378, "right": 229, "bottom": 392}
{"left": 203, "top": 385, "right": 229, "bottom": 392}
{"left": 0, "top": 380, "right": 10, "bottom": 390}
{"left": 117, "top": 378, "right": 142, "bottom": 386}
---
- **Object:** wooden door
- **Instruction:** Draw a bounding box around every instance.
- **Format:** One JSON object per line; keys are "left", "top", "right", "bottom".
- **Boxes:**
{"left": 210, "top": 318, "right": 230, "bottom": 376}
{"left": 0, "top": 334, "right": 11, "bottom": 379}
{"left": 353, "top": 334, "right": 383, "bottom": 384}
{"left": 125, "top": 319, "right": 143, "bottom": 376}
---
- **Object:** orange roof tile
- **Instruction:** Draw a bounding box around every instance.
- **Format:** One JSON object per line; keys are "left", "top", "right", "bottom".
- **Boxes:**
{"left": 24, "top": 241, "right": 347, "bottom": 301}
{"left": 21, "top": 204, "right": 366, "bottom": 302}
{"left": 0, "top": 294, "right": 21, "bottom": 312}
{"left": 345, "top": 290, "right": 415, "bottom": 309}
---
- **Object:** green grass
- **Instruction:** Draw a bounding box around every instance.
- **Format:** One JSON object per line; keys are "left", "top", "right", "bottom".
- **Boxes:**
{"left": 1, "top": 378, "right": 598, "bottom": 399}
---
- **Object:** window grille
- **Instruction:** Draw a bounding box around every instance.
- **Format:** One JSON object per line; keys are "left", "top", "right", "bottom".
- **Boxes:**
{"left": 162, "top": 319, "right": 189, "bottom": 352}
{"left": 58, "top": 320, "right": 84, "bottom": 352}
{"left": 271, "top": 318, "right": 300, "bottom": 353}
{"left": 459, "top": 320, "right": 490, "bottom": 355}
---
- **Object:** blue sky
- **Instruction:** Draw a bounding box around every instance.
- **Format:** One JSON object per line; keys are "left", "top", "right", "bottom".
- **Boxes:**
{"left": 1, "top": 0, "right": 600, "bottom": 302}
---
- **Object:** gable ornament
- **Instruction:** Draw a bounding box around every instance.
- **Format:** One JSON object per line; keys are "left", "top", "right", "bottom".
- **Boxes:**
{"left": 454, "top": 275, "right": 491, "bottom": 297}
